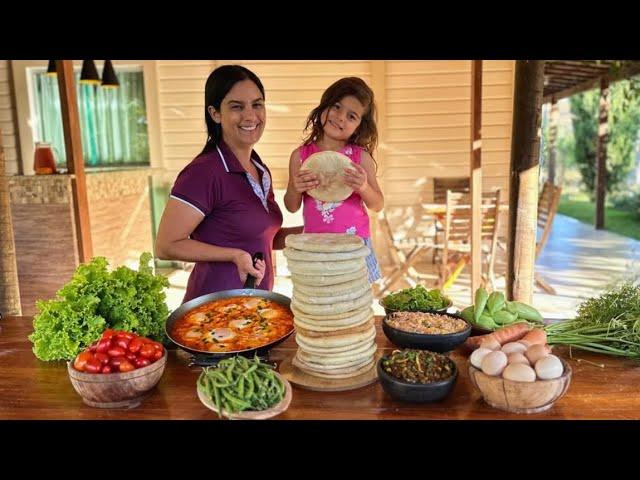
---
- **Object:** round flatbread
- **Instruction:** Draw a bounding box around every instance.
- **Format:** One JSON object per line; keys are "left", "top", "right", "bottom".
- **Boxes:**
{"left": 295, "top": 318, "right": 375, "bottom": 338}
{"left": 300, "top": 151, "right": 353, "bottom": 202}
{"left": 294, "top": 313, "right": 373, "bottom": 332}
{"left": 291, "top": 268, "right": 368, "bottom": 287}
{"left": 292, "top": 290, "right": 373, "bottom": 316}
{"left": 283, "top": 246, "right": 370, "bottom": 262}
{"left": 294, "top": 276, "right": 369, "bottom": 297}
{"left": 295, "top": 324, "right": 376, "bottom": 348}
{"left": 293, "top": 357, "right": 376, "bottom": 379}
{"left": 293, "top": 308, "right": 373, "bottom": 329}
{"left": 295, "top": 330, "right": 376, "bottom": 354}
{"left": 298, "top": 342, "right": 377, "bottom": 366}
{"left": 291, "top": 303, "right": 370, "bottom": 321}
{"left": 294, "top": 351, "right": 374, "bottom": 373}
{"left": 287, "top": 258, "right": 365, "bottom": 276}
{"left": 293, "top": 283, "right": 371, "bottom": 305}
{"left": 285, "top": 233, "right": 364, "bottom": 253}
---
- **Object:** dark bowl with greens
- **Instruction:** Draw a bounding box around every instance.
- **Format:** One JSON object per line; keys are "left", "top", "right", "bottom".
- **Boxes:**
{"left": 377, "top": 349, "right": 458, "bottom": 403}
{"left": 379, "top": 285, "right": 452, "bottom": 315}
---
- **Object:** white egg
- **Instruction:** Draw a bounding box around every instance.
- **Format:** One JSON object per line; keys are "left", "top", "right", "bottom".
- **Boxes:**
{"left": 211, "top": 328, "right": 236, "bottom": 342}
{"left": 470, "top": 347, "right": 493, "bottom": 369}
{"left": 507, "top": 352, "right": 530, "bottom": 366}
{"left": 502, "top": 363, "right": 537, "bottom": 382}
{"left": 481, "top": 351, "right": 508, "bottom": 376}
{"left": 518, "top": 340, "right": 532, "bottom": 349}
{"left": 535, "top": 355, "right": 564, "bottom": 380}
{"left": 229, "top": 318, "right": 253, "bottom": 330}
{"left": 192, "top": 312, "right": 207, "bottom": 323}
{"left": 501, "top": 342, "right": 527, "bottom": 355}
{"left": 525, "top": 344, "right": 550, "bottom": 365}
{"left": 480, "top": 338, "right": 501, "bottom": 351}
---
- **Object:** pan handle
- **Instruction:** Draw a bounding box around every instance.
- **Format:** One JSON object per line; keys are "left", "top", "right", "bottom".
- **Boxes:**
{"left": 243, "top": 252, "right": 264, "bottom": 289}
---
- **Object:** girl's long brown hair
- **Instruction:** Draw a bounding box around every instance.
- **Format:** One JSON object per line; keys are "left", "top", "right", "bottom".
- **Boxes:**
{"left": 302, "top": 77, "right": 378, "bottom": 158}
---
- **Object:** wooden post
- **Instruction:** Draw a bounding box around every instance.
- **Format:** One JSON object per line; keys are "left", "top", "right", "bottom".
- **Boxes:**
{"left": 506, "top": 61, "right": 545, "bottom": 303}
{"left": 595, "top": 76, "right": 609, "bottom": 230}
{"left": 470, "top": 60, "right": 483, "bottom": 299}
{"left": 0, "top": 129, "right": 22, "bottom": 315}
{"left": 369, "top": 60, "right": 387, "bottom": 265}
{"left": 548, "top": 97, "right": 558, "bottom": 185}
{"left": 56, "top": 60, "right": 93, "bottom": 262}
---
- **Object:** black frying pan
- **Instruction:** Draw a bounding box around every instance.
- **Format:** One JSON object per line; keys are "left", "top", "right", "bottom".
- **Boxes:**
{"left": 164, "top": 253, "right": 294, "bottom": 359}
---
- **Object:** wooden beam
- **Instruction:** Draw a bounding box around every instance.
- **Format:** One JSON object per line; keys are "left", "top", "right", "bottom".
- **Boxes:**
{"left": 595, "top": 76, "right": 609, "bottom": 230}
{"left": 369, "top": 60, "right": 387, "bottom": 255}
{"left": 56, "top": 60, "right": 93, "bottom": 263}
{"left": 470, "top": 60, "right": 482, "bottom": 299}
{"left": 507, "top": 60, "right": 545, "bottom": 303}
{"left": 543, "top": 62, "right": 640, "bottom": 103}
{"left": 548, "top": 98, "right": 558, "bottom": 185}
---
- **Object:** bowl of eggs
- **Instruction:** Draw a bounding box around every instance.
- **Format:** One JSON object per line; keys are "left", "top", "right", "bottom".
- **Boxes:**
{"left": 467, "top": 340, "right": 572, "bottom": 413}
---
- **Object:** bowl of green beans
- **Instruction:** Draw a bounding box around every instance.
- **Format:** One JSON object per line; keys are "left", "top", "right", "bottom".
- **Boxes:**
{"left": 196, "top": 355, "right": 292, "bottom": 420}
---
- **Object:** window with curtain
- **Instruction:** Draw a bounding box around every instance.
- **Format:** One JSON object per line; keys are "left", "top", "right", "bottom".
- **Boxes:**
{"left": 31, "top": 67, "right": 150, "bottom": 168}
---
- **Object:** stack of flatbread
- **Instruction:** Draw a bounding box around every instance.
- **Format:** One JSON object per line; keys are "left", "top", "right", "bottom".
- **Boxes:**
{"left": 284, "top": 233, "right": 377, "bottom": 379}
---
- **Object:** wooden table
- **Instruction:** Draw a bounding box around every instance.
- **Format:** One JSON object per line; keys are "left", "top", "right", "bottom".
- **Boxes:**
{"left": 2, "top": 315, "right": 640, "bottom": 419}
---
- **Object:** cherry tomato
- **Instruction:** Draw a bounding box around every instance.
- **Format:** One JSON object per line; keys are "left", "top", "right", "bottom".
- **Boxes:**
{"left": 118, "top": 360, "right": 135, "bottom": 373}
{"left": 88, "top": 342, "right": 98, "bottom": 353}
{"left": 116, "top": 331, "right": 135, "bottom": 341}
{"left": 101, "top": 329, "right": 117, "bottom": 341}
{"left": 128, "top": 337, "right": 144, "bottom": 354}
{"left": 139, "top": 344, "right": 156, "bottom": 359}
{"left": 151, "top": 341, "right": 164, "bottom": 352}
{"left": 84, "top": 358, "right": 103, "bottom": 374}
{"left": 94, "top": 352, "right": 110, "bottom": 365}
{"left": 101, "top": 365, "right": 112, "bottom": 374}
{"left": 96, "top": 338, "right": 111, "bottom": 354}
{"left": 109, "top": 356, "right": 125, "bottom": 368}
{"left": 125, "top": 352, "right": 137, "bottom": 363}
{"left": 135, "top": 357, "right": 151, "bottom": 369}
{"left": 107, "top": 346, "right": 126, "bottom": 357}
{"left": 73, "top": 351, "right": 93, "bottom": 372}
{"left": 152, "top": 348, "right": 163, "bottom": 361}
{"left": 115, "top": 337, "right": 130, "bottom": 350}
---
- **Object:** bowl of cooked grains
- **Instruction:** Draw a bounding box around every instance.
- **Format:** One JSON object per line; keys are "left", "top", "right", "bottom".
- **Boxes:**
{"left": 382, "top": 311, "right": 471, "bottom": 352}
{"left": 377, "top": 349, "right": 458, "bottom": 403}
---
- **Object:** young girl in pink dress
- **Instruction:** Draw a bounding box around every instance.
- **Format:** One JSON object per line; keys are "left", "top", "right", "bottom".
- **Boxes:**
{"left": 284, "top": 77, "right": 384, "bottom": 283}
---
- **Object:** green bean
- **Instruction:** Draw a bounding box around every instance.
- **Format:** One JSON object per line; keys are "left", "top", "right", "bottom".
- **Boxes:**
{"left": 238, "top": 375, "right": 245, "bottom": 398}
{"left": 244, "top": 374, "right": 255, "bottom": 400}
{"left": 213, "top": 383, "right": 221, "bottom": 414}
{"left": 222, "top": 389, "right": 251, "bottom": 411}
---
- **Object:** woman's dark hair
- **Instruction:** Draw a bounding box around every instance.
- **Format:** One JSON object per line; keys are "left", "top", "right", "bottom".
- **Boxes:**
{"left": 302, "top": 77, "right": 378, "bottom": 156}
{"left": 200, "top": 65, "right": 265, "bottom": 155}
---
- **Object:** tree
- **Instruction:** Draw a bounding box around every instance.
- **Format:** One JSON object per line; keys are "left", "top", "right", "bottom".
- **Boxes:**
{"left": 570, "top": 78, "right": 640, "bottom": 197}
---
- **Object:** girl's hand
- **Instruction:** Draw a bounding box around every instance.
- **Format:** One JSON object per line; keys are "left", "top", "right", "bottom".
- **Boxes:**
{"left": 293, "top": 170, "right": 320, "bottom": 193}
{"left": 343, "top": 163, "right": 369, "bottom": 194}
{"left": 233, "top": 251, "right": 265, "bottom": 286}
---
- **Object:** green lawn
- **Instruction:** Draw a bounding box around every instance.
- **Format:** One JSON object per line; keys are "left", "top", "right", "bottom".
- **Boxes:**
{"left": 558, "top": 198, "right": 640, "bottom": 241}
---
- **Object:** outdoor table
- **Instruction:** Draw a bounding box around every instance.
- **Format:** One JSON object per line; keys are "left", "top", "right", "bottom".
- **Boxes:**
{"left": 2, "top": 315, "right": 640, "bottom": 420}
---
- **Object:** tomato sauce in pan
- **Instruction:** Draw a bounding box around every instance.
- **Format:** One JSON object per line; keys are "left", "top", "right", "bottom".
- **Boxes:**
{"left": 171, "top": 296, "right": 294, "bottom": 352}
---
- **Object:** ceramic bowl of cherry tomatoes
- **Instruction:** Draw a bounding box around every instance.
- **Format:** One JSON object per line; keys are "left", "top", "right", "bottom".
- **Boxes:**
{"left": 67, "top": 329, "right": 167, "bottom": 408}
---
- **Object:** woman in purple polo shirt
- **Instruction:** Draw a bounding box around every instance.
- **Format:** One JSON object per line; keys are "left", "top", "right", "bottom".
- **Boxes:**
{"left": 155, "top": 65, "right": 300, "bottom": 303}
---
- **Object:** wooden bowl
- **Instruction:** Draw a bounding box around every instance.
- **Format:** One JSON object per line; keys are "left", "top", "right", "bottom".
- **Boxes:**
{"left": 197, "top": 372, "right": 292, "bottom": 420}
{"left": 468, "top": 358, "right": 572, "bottom": 413}
{"left": 67, "top": 350, "right": 167, "bottom": 409}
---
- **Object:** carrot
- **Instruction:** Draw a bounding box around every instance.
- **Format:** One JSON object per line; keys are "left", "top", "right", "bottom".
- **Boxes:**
{"left": 520, "top": 328, "right": 547, "bottom": 346}
{"left": 463, "top": 322, "right": 532, "bottom": 352}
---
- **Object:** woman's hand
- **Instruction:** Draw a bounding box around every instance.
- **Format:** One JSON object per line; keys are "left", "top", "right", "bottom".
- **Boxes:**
{"left": 343, "top": 163, "right": 369, "bottom": 194}
{"left": 293, "top": 170, "right": 320, "bottom": 193}
{"left": 233, "top": 251, "right": 266, "bottom": 286}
